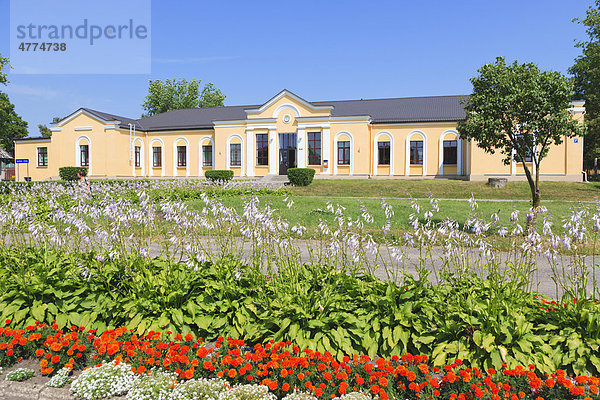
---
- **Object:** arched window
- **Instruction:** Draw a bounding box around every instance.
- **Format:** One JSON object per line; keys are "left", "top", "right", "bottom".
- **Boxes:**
{"left": 226, "top": 135, "right": 245, "bottom": 176}
{"left": 438, "top": 130, "right": 462, "bottom": 175}
{"left": 374, "top": 131, "right": 394, "bottom": 175}
{"left": 333, "top": 132, "right": 354, "bottom": 175}
{"left": 76, "top": 136, "right": 91, "bottom": 175}
{"left": 149, "top": 139, "right": 165, "bottom": 177}
{"left": 199, "top": 137, "right": 215, "bottom": 174}
{"left": 173, "top": 137, "right": 190, "bottom": 177}
{"left": 132, "top": 138, "right": 144, "bottom": 176}
{"left": 405, "top": 131, "right": 427, "bottom": 176}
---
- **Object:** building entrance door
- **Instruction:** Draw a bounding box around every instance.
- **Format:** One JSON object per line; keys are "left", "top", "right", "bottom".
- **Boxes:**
{"left": 278, "top": 133, "right": 297, "bottom": 175}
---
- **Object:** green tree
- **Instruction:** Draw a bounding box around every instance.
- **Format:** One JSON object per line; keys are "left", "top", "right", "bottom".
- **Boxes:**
{"left": 38, "top": 117, "right": 63, "bottom": 138}
{"left": 0, "top": 55, "right": 28, "bottom": 154}
{"left": 571, "top": 1, "right": 600, "bottom": 170}
{"left": 141, "top": 78, "right": 225, "bottom": 117}
{"left": 457, "top": 57, "right": 583, "bottom": 208}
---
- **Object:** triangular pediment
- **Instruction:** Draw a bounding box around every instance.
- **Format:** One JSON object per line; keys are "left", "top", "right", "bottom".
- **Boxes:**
{"left": 244, "top": 89, "right": 333, "bottom": 118}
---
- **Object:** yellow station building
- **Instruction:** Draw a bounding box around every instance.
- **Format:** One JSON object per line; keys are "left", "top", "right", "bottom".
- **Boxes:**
{"left": 14, "top": 90, "right": 585, "bottom": 182}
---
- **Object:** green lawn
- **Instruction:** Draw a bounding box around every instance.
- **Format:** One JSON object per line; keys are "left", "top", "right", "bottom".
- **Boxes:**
{"left": 187, "top": 195, "right": 589, "bottom": 239}
{"left": 289, "top": 179, "right": 600, "bottom": 202}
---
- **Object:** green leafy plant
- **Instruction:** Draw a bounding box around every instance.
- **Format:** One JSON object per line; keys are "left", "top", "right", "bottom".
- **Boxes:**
{"left": 58, "top": 167, "right": 88, "bottom": 181}
{"left": 205, "top": 170, "right": 234, "bottom": 182}
{"left": 287, "top": 168, "right": 315, "bottom": 186}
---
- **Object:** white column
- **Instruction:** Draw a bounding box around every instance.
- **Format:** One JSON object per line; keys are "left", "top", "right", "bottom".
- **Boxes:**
{"left": 297, "top": 129, "right": 306, "bottom": 168}
{"left": 246, "top": 129, "right": 254, "bottom": 177}
{"left": 268, "top": 129, "right": 277, "bottom": 175}
{"left": 456, "top": 139, "right": 462, "bottom": 176}
{"left": 322, "top": 128, "right": 330, "bottom": 175}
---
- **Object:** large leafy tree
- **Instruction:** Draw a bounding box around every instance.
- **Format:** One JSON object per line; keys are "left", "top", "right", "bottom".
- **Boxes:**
{"left": 458, "top": 57, "right": 583, "bottom": 208}
{"left": 571, "top": 1, "right": 600, "bottom": 169}
{"left": 141, "top": 79, "right": 225, "bottom": 117}
{"left": 0, "top": 54, "right": 28, "bottom": 154}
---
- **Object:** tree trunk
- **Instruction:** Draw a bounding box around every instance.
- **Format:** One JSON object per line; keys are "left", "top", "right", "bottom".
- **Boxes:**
{"left": 522, "top": 162, "right": 540, "bottom": 232}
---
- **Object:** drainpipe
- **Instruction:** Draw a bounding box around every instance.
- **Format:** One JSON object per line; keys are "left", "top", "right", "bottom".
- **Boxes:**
{"left": 368, "top": 121, "right": 372, "bottom": 178}
{"left": 128, "top": 123, "right": 133, "bottom": 164}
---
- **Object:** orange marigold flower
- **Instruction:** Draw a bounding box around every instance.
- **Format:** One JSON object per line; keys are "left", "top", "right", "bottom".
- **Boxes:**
{"left": 371, "top": 385, "right": 380, "bottom": 394}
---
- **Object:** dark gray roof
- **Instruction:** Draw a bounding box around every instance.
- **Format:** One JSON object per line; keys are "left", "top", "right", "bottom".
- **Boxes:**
{"left": 133, "top": 94, "right": 468, "bottom": 131}
{"left": 313, "top": 95, "right": 468, "bottom": 123}
{"left": 137, "top": 105, "right": 250, "bottom": 131}
{"left": 50, "top": 94, "right": 468, "bottom": 133}
{"left": 81, "top": 108, "right": 144, "bottom": 130}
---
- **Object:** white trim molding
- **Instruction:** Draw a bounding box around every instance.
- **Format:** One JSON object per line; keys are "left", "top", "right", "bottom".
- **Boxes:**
{"left": 297, "top": 129, "right": 306, "bottom": 168}
{"left": 132, "top": 138, "right": 145, "bottom": 177}
{"left": 226, "top": 134, "right": 245, "bottom": 176}
{"left": 333, "top": 131, "right": 354, "bottom": 175}
{"left": 198, "top": 137, "right": 216, "bottom": 176}
{"left": 438, "top": 130, "right": 461, "bottom": 176}
{"left": 74, "top": 126, "right": 93, "bottom": 131}
{"left": 149, "top": 138, "right": 165, "bottom": 177}
{"left": 273, "top": 104, "right": 300, "bottom": 118}
{"left": 246, "top": 130, "right": 254, "bottom": 177}
{"left": 75, "top": 135, "right": 92, "bottom": 175}
{"left": 406, "top": 130, "right": 427, "bottom": 176}
{"left": 172, "top": 137, "right": 190, "bottom": 177}
{"left": 373, "top": 131, "right": 394, "bottom": 176}
{"left": 268, "top": 129, "right": 277, "bottom": 175}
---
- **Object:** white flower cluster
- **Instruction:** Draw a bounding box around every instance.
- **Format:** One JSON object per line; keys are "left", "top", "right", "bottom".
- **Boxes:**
{"left": 127, "top": 370, "right": 178, "bottom": 400}
{"left": 71, "top": 361, "right": 139, "bottom": 400}
{"left": 171, "top": 377, "right": 230, "bottom": 400}
{"left": 5, "top": 368, "right": 35, "bottom": 382}
{"left": 218, "top": 384, "right": 277, "bottom": 400}
{"left": 281, "top": 391, "right": 378, "bottom": 400}
{"left": 335, "top": 392, "right": 378, "bottom": 400}
{"left": 282, "top": 391, "right": 318, "bottom": 400}
{"left": 46, "top": 366, "right": 73, "bottom": 388}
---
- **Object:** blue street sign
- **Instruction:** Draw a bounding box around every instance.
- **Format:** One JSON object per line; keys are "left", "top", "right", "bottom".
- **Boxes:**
{"left": 15, "top": 159, "right": 29, "bottom": 164}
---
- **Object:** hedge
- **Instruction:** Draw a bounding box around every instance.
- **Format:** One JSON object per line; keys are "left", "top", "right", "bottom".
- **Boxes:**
{"left": 58, "top": 167, "right": 88, "bottom": 181}
{"left": 205, "top": 170, "right": 234, "bottom": 182}
{"left": 287, "top": 168, "right": 316, "bottom": 186}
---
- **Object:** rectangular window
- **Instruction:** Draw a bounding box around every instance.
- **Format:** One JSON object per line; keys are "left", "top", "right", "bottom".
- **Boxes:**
{"left": 152, "top": 147, "right": 162, "bottom": 167}
{"left": 443, "top": 140, "right": 457, "bottom": 165}
{"left": 80, "top": 144, "right": 89, "bottom": 167}
{"left": 337, "top": 141, "right": 350, "bottom": 165}
{"left": 378, "top": 142, "right": 390, "bottom": 165}
{"left": 177, "top": 146, "right": 187, "bottom": 167}
{"left": 202, "top": 145, "right": 213, "bottom": 167}
{"left": 230, "top": 143, "right": 241, "bottom": 166}
{"left": 134, "top": 146, "right": 141, "bottom": 168}
{"left": 256, "top": 134, "right": 269, "bottom": 166}
{"left": 307, "top": 132, "right": 321, "bottom": 165}
{"left": 410, "top": 141, "right": 423, "bottom": 165}
{"left": 37, "top": 147, "right": 48, "bottom": 167}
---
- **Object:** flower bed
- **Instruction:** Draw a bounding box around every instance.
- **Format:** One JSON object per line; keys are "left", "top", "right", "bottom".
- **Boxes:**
{"left": 0, "top": 321, "right": 598, "bottom": 400}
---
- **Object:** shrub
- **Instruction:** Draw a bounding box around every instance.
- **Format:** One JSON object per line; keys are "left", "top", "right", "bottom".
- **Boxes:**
{"left": 205, "top": 170, "right": 234, "bottom": 182}
{"left": 287, "top": 168, "right": 315, "bottom": 186}
{"left": 59, "top": 167, "right": 88, "bottom": 181}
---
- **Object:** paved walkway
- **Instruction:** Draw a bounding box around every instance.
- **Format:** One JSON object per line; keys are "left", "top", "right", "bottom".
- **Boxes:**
{"left": 142, "top": 238, "right": 598, "bottom": 299}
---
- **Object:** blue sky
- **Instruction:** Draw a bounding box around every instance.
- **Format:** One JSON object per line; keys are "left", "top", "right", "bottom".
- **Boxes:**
{"left": 0, "top": 0, "right": 593, "bottom": 138}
